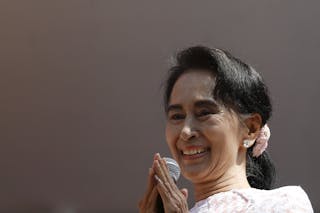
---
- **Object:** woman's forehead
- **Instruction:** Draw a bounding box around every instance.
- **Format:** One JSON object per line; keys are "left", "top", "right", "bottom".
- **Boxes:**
{"left": 170, "top": 71, "right": 216, "bottom": 104}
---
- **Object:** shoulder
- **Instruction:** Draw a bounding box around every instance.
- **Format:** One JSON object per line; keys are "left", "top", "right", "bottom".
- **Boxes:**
{"left": 245, "top": 186, "right": 314, "bottom": 212}
{"left": 189, "top": 186, "right": 313, "bottom": 213}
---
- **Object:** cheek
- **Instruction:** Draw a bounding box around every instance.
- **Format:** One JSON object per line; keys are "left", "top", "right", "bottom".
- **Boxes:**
{"left": 165, "top": 124, "right": 180, "bottom": 155}
{"left": 165, "top": 122, "right": 179, "bottom": 140}
{"left": 202, "top": 118, "right": 241, "bottom": 160}
{"left": 200, "top": 118, "right": 224, "bottom": 142}
{"left": 201, "top": 118, "right": 236, "bottom": 150}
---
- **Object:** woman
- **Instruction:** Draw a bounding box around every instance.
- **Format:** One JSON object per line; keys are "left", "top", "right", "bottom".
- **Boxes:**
{"left": 139, "top": 46, "right": 313, "bottom": 212}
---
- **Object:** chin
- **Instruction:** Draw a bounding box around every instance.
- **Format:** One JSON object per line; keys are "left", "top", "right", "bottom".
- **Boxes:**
{"left": 179, "top": 156, "right": 213, "bottom": 182}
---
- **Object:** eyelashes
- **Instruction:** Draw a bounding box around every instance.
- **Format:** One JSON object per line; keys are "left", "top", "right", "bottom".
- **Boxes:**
{"left": 197, "top": 110, "right": 212, "bottom": 117}
{"left": 169, "top": 110, "right": 215, "bottom": 121}
{"left": 169, "top": 113, "right": 185, "bottom": 120}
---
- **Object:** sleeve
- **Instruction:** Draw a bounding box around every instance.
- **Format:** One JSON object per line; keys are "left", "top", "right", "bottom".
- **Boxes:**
{"left": 280, "top": 186, "right": 314, "bottom": 213}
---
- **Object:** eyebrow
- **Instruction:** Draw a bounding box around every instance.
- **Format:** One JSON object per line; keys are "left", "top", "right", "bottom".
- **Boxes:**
{"left": 167, "top": 99, "right": 219, "bottom": 113}
{"left": 167, "top": 104, "right": 182, "bottom": 113}
{"left": 194, "top": 99, "right": 219, "bottom": 108}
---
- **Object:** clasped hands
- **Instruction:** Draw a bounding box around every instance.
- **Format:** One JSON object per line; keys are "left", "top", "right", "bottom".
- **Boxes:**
{"left": 139, "top": 153, "right": 188, "bottom": 213}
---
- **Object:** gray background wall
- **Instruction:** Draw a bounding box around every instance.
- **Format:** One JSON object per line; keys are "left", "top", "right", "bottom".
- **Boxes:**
{"left": 0, "top": 1, "right": 319, "bottom": 212}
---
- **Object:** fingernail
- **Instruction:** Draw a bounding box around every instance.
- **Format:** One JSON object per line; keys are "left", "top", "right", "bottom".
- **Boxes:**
{"left": 154, "top": 153, "right": 159, "bottom": 160}
{"left": 155, "top": 160, "right": 160, "bottom": 167}
{"left": 154, "top": 175, "right": 162, "bottom": 184}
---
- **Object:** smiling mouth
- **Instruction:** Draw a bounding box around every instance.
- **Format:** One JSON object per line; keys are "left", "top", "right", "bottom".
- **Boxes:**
{"left": 180, "top": 147, "right": 210, "bottom": 159}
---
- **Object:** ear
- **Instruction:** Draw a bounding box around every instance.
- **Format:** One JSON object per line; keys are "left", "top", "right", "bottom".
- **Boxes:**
{"left": 242, "top": 113, "right": 262, "bottom": 148}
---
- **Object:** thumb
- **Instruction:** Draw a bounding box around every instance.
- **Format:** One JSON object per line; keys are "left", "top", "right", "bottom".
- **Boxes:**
{"left": 180, "top": 188, "right": 188, "bottom": 199}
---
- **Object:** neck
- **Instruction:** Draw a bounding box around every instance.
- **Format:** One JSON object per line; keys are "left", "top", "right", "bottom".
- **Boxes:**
{"left": 193, "top": 165, "right": 251, "bottom": 202}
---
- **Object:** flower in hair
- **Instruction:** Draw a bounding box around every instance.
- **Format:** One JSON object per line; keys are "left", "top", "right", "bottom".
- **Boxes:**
{"left": 252, "top": 124, "right": 270, "bottom": 157}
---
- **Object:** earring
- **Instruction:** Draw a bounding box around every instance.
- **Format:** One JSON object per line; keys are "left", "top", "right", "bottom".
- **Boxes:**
{"left": 243, "top": 140, "right": 250, "bottom": 148}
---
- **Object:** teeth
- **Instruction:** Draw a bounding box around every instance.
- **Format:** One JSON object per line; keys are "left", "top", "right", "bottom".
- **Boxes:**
{"left": 183, "top": 148, "right": 207, "bottom": 155}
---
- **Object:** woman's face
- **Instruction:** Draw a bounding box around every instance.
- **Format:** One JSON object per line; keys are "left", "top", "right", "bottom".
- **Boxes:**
{"left": 165, "top": 70, "right": 245, "bottom": 183}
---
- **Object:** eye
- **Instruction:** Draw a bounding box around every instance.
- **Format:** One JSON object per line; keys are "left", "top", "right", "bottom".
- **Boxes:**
{"left": 197, "top": 109, "right": 213, "bottom": 117}
{"left": 169, "top": 113, "right": 185, "bottom": 120}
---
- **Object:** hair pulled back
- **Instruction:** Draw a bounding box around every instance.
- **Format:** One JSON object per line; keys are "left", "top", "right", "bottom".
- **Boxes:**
{"left": 164, "top": 46, "right": 276, "bottom": 190}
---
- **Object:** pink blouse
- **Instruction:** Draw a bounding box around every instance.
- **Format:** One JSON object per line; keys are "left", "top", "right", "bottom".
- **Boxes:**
{"left": 189, "top": 186, "right": 313, "bottom": 213}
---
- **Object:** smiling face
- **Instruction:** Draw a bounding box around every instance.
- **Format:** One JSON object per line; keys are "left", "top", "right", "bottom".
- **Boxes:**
{"left": 165, "top": 70, "right": 246, "bottom": 183}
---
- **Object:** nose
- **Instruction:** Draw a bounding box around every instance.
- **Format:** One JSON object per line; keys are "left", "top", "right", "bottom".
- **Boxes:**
{"left": 180, "top": 118, "right": 199, "bottom": 141}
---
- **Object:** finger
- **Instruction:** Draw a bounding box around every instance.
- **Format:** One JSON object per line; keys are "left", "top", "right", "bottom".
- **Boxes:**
{"left": 153, "top": 159, "right": 167, "bottom": 181}
{"left": 155, "top": 174, "right": 188, "bottom": 212}
{"left": 153, "top": 156, "right": 173, "bottom": 187}
{"left": 144, "top": 167, "right": 156, "bottom": 200}
{"left": 146, "top": 186, "right": 158, "bottom": 210}
{"left": 139, "top": 168, "right": 158, "bottom": 212}
{"left": 154, "top": 156, "right": 184, "bottom": 206}
{"left": 153, "top": 160, "right": 172, "bottom": 198}
{"left": 155, "top": 174, "right": 174, "bottom": 202}
{"left": 153, "top": 152, "right": 160, "bottom": 160}
{"left": 159, "top": 158, "right": 178, "bottom": 192}
{"left": 155, "top": 175, "right": 182, "bottom": 210}
{"left": 153, "top": 154, "right": 183, "bottom": 202}
{"left": 158, "top": 158, "right": 179, "bottom": 192}
{"left": 153, "top": 159, "right": 164, "bottom": 181}
{"left": 155, "top": 173, "right": 180, "bottom": 201}
{"left": 180, "top": 188, "right": 188, "bottom": 199}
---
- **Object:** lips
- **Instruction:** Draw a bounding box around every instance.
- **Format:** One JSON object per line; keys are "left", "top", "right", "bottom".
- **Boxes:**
{"left": 180, "top": 146, "right": 210, "bottom": 160}
{"left": 182, "top": 147, "right": 207, "bottom": 155}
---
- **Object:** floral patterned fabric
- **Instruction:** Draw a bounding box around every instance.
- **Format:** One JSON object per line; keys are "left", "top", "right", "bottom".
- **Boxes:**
{"left": 189, "top": 186, "right": 313, "bottom": 213}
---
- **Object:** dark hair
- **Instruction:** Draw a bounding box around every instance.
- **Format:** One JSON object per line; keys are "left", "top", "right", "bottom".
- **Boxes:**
{"left": 164, "top": 46, "right": 276, "bottom": 190}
